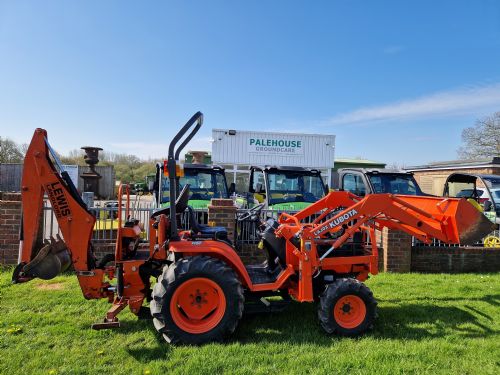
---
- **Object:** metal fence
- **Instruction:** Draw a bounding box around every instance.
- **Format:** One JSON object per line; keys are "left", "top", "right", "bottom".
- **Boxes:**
{"left": 235, "top": 208, "right": 348, "bottom": 244}
{"left": 412, "top": 229, "right": 500, "bottom": 248}
{"left": 1, "top": 164, "right": 116, "bottom": 199}
{"left": 236, "top": 209, "right": 500, "bottom": 248}
{"left": 41, "top": 201, "right": 500, "bottom": 248}
{"left": 42, "top": 201, "right": 208, "bottom": 243}
{"left": 235, "top": 208, "right": 386, "bottom": 251}
{"left": 236, "top": 209, "right": 285, "bottom": 245}
{"left": 0, "top": 163, "right": 23, "bottom": 192}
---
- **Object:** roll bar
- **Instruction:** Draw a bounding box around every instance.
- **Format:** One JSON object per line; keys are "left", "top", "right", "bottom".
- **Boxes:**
{"left": 167, "top": 111, "right": 204, "bottom": 240}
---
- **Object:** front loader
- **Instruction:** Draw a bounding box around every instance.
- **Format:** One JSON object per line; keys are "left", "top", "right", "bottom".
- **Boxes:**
{"left": 12, "top": 112, "right": 494, "bottom": 345}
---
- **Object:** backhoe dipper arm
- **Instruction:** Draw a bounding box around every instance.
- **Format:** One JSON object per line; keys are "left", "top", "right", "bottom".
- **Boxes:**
{"left": 14, "top": 129, "right": 96, "bottom": 282}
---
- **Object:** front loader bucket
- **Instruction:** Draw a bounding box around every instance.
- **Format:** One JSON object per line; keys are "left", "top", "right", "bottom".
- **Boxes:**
{"left": 378, "top": 195, "right": 495, "bottom": 245}
{"left": 21, "top": 236, "right": 72, "bottom": 280}
{"left": 455, "top": 199, "right": 496, "bottom": 245}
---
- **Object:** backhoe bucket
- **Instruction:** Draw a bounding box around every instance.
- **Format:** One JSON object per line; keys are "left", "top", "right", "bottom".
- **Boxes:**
{"left": 21, "top": 236, "right": 72, "bottom": 280}
{"left": 455, "top": 199, "right": 496, "bottom": 245}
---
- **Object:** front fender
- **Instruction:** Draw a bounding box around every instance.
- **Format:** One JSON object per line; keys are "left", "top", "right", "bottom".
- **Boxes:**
{"left": 168, "top": 240, "right": 253, "bottom": 288}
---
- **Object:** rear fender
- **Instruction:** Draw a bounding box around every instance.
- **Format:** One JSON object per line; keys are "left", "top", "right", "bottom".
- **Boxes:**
{"left": 168, "top": 240, "right": 253, "bottom": 288}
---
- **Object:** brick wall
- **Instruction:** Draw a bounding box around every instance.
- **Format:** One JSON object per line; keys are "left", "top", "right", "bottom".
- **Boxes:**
{"left": 92, "top": 242, "right": 116, "bottom": 259}
{"left": 375, "top": 229, "right": 384, "bottom": 271}
{"left": 0, "top": 192, "right": 22, "bottom": 266}
{"left": 379, "top": 227, "right": 500, "bottom": 273}
{"left": 4, "top": 191, "right": 499, "bottom": 272}
{"left": 382, "top": 228, "right": 412, "bottom": 272}
{"left": 207, "top": 199, "right": 236, "bottom": 243}
{"left": 411, "top": 246, "right": 500, "bottom": 273}
{"left": 236, "top": 243, "right": 267, "bottom": 265}
{"left": 207, "top": 199, "right": 266, "bottom": 264}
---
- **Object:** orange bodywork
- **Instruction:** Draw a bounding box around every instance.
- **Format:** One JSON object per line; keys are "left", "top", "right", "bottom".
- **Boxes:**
{"left": 15, "top": 128, "right": 494, "bottom": 327}
{"left": 267, "top": 190, "right": 492, "bottom": 302}
{"left": 20, "top": 129, "right": 95, "bottom": 270}
{"left": 17, "top": 129, "right": 150, "bottom": 319}
{"left": 167, "top": 190, "right": 492, "bottom": 303}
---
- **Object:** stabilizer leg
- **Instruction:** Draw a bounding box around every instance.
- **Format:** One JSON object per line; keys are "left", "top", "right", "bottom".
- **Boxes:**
{"left": 91, "top": 299, "right": 127, "bottom": 330}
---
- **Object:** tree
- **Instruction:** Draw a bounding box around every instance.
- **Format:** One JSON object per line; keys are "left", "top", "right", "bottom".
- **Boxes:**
{"left": 59, "top": 149, "right": 85, "bottom": 165}
{"left": 458, "top": 112, "right": 500, "bottom": 159}
{"left": 53, "top": 147, "right": 161, "bottom": 184}
{"left": 0, "top": 137, "right": 24, "bottom": 163}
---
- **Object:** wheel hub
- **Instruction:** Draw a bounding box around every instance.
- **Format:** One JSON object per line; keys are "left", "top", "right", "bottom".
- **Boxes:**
{"left": 191, "top": 289, "right": 208, "bottom": 308}
{"left": 170, "top": 277, "right": 227, "bottom": 334}
{"left": 341, "top": 303, "right": 351, "bottom": 314}
{"left": 333, "top": 295, "right": 367, "bottom": 329}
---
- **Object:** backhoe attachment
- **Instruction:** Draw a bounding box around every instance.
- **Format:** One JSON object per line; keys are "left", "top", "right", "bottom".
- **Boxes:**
{"left": 21, "top": 235, "right": 71, "bottom": 280}
{"left": 12, "top": 128, "right": 96, "bottom": 284}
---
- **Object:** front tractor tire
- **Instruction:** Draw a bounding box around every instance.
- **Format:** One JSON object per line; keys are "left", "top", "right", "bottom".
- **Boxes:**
{"left": 318, "top": 278, "right": 377, "bottom": 337}
{"left": 151, "top": 256, "right": 244, "bottom": 345}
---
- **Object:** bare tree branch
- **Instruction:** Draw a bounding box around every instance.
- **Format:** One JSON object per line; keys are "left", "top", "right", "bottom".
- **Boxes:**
{"left": 0, "top": 137, "right": 24, "bottom": 163}
{"left": 458, "top": 111, "right": 500, "bottom": 159}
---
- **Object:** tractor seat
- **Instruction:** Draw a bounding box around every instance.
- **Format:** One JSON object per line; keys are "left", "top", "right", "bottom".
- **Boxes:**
{"left": 124, "top": 218, "right": 139, "bottom": 228}
{"left": 187, "top": 207, "right": 229, "bottom": 241}
{"left": 196, "top": 223, "right": 227, "bottom": 236}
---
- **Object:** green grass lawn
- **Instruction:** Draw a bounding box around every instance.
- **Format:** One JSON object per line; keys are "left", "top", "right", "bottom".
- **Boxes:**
{"left": 1, "top": 270, "right": 499, "bottom": 375}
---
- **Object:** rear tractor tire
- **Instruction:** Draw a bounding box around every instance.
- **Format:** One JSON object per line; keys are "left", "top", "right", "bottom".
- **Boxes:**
{"left": 150, "top": 256, "right": 244, "bottom": 345}
{"left": 318, "top": 278, "right": 377, "bottom": 337}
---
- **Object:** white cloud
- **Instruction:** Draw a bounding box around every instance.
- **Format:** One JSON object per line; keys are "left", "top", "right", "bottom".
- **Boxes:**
{"left": 329, "top": 82, "right": 500, "bottom": 125}
{"left": 109, "top": 136, "right": 212, "bottom": 160}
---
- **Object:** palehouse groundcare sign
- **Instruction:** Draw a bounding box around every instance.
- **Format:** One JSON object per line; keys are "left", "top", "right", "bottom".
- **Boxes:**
{"left": 212, "top": 129, "right": 335, "bottom": 168}
{"left": 248, "top": 137, "right": 304, "bottom": 156}
{"left": 212, "top": 128, "right": 335, "bottom": 187}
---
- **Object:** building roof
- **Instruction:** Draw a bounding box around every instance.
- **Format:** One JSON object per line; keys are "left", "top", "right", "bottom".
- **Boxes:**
{"left": 406, "top": 157, "right": 500, "bottom": 172}
{"left": 250, "top": 165, "right": 322, "bottom": 174}
{"left": 339, "top": 168, "right": 411, "bottom": 174}
{"left": 335, "top": 158, "right": 385, "bottom": 165}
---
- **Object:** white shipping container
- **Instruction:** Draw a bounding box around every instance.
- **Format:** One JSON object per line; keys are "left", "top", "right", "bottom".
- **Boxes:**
{"left": 212, "top": 129, "right": 335, "bottom": 168}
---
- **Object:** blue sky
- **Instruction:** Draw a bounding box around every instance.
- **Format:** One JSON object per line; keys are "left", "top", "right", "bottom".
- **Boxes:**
{"left": 1, "top": 1, "right": 500, "bottom": 166}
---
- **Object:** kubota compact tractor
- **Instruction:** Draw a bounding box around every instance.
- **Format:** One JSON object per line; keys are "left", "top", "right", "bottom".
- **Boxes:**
{"left": 12, "top": 112, "right": 494, "bottom": 344}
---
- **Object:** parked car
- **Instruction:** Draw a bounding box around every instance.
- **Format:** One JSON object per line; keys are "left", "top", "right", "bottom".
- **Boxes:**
{"left": 456, "top": 188, "right": 485, "bottom": 198}
{"left": 335, "top": 168, "right": 428, "bottom": 196}
{"left": 444, "top": 173, "right": 500, "bottom": 225}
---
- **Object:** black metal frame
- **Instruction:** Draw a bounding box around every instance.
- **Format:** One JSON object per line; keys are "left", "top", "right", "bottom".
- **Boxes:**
{"left": 167, "top": 112, "right": 204, "bottom": 240}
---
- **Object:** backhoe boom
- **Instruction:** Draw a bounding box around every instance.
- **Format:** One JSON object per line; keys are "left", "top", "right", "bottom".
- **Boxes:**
{"left": 13, "top": 129, "right": 97, "bottom": 286}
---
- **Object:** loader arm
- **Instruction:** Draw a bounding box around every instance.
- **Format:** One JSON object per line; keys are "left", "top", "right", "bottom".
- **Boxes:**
{"left": 279, "top": 191, "right": 494, "bottom": 246}
{"left": 13, "top": 128, "right": 96, "bottom": 283}
{"left": 274, "top": 191, "right": 494, "bottom": 301}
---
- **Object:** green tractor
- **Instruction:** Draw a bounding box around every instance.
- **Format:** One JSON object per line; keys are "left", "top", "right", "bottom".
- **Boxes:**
{"left": 154, "top": 163, "right": 231, "bottom": 209}
{"left": 243, "top": 166, "right": 328, "bottom": 210}
{"left": 133, "top": 173, "right": 156, "bottom": 195}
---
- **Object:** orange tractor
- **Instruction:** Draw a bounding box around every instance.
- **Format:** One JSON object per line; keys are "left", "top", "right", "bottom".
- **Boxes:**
{"left": 12, "top": 112, "right": 494, "bottom": 344}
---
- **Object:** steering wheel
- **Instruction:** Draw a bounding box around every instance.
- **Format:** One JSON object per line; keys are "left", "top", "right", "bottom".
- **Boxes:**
{"left": 237, "top": 203, "right": 265, "bottom": 221}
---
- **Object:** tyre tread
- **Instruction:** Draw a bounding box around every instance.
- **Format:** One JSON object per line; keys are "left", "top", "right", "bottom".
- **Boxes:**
{"left": 151, "top": 255, "right": 244, "bottom": 345}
